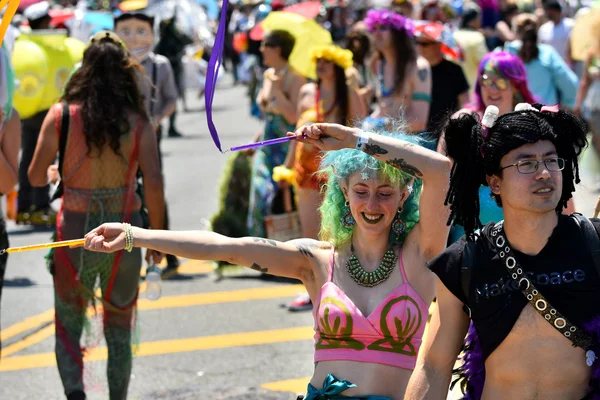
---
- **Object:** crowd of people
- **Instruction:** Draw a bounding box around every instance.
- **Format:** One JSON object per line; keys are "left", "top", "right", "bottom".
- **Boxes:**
{"left": 2, "top": 0, "right": 600, "bottom": 399}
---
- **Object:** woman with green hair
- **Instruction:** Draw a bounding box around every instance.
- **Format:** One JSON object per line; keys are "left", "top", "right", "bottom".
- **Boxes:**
{"left": 83, "top": 123, "right": 451, "bottom": 399}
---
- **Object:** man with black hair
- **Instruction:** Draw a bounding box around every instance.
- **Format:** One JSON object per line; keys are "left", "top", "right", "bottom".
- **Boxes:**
{"left": 538, "top": 0, "right": 574, "bottom": 64}
{"left": 453, "top": 3, "right": 488, "bottom": 89}
{"left": 405, "top": 104, "right": 600, "bottom": 399}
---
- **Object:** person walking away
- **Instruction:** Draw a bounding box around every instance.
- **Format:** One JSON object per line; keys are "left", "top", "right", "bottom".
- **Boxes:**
{"left": 27, "top": 32, "right": 164, "bottom": 400}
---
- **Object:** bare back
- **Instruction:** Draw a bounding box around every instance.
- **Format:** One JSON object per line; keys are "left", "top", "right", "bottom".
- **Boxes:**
{"left": 60, "top": 104, "right": 145, "bottom": 213}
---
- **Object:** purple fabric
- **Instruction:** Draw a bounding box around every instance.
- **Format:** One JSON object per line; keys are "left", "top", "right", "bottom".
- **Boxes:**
{"left": 204, "top": 0, "right": 229, "bottom": 152}
{"left": 584, "top": 317, "right": 600, "bottom": 399}
{"left": 453, "top": 322, "right": 485, "bottom": 400}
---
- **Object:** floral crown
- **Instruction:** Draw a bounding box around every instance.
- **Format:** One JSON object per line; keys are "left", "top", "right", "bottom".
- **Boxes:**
{"left": 364, "top": 9, "right": 414, "bottom": 36}
{"left": 311, "top": 45, "right": 354, "bottom": 70}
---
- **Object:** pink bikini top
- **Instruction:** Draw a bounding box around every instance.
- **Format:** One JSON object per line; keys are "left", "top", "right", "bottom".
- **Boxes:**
{"left": 313, "top": 247, "right": 429, "bottom": 370}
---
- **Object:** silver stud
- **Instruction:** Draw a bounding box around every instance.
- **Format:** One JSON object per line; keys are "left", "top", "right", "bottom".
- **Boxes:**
{"left": 512, "top": 273, "right": 518, "bottom": 279}
{"left": 536, "top": 299, "right": 547, "bottom": 311}
{"left": 517, "top": 268, "right": 523, "bottom": 275}
{"left": 532, "top": 290, "right": 538, "bottom": 295}
{"left": 565, "top": 332, "right": 571, "bottom": 337}
{"left": 496, "top": 236, "right": 505, "bottom": 248}
{"left": 550, "top": 309, "right": 556, "bottom": 315}
{"left": 527, "top": 294, "right": 533, "bottom": 300}
{"left": 519, "top": 278, "right": 530, "bottom": 290}
{"left": 500, "top": 251, "right": 505, "bottom": 257}
{"left": 554, "top": 318, "right": 566, "bottom": 329}
{"left": 570, "top": 327, "right": 577, "bottom": 332}
{"left": 545, "top": 314, "right": 552, "bottom": 320}
{"left": 506, "top": 257, "right": 516, "bottom": 269}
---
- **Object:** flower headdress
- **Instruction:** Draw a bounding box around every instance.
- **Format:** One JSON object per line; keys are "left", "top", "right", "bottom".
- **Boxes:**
{"left": 364, "top": 9, "right": 414, "bottom": 36}
{"left": 311, "top": 45, "right": 354, "bottom": 70}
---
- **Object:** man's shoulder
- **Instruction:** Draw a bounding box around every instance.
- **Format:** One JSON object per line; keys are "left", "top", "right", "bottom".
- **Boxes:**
{"left": 149, "top": 53, "right": 171, "bottom": 65}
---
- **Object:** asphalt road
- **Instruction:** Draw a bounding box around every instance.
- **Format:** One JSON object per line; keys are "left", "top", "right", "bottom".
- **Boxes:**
{"left": 0, "top": 74, "right": 598, "bottom": 400}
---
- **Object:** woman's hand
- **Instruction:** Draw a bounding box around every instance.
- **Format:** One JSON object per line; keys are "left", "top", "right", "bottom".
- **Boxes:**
{"left": 146, "top": 249, "right": 164, "bottom": 264}
{"left": 288, "top": 123, "right": 359, "bottom": 152}
{"left": 84, "top": 223, "right": 127, "bottom": 253}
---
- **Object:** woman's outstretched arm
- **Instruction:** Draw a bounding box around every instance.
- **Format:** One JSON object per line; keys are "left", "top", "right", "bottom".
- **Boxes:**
{"left": 85, "top": 223, "right": 330, "bottom": 282}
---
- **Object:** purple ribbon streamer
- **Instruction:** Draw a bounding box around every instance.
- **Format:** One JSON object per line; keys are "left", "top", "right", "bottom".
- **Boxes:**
{"left": 229, "top": 135, "right": 298, "bottom": 152}
{"left": 204, "top": 0, "right": 229, "bottom": 152}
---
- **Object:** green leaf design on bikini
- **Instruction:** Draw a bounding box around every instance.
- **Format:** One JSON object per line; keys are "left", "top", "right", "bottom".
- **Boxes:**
{"left": 367, "top": 296, "right": 422, "bottom": 355}
{"left": 316, "top": 297, "right": 365, "bottom": 351}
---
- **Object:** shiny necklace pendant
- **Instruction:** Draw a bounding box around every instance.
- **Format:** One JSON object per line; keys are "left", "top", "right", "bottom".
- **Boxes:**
{"left": 346, "top": 247, "right": 397, "bottom": 288}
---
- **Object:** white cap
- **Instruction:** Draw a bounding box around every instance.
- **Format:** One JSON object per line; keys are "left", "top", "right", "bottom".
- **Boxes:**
{"left": 23, "top": 1, "right": 50, "bottom": 22}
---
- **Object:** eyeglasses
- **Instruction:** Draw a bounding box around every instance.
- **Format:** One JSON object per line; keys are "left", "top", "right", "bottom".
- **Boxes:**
{"left": 481, "top": 74, "right": 508, "bottom": 90}
{"left": 500, "top": 158, "right": 565, "bottom": 174}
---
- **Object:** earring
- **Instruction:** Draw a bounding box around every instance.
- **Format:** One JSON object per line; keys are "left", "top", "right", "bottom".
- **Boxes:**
{"left": 342, "top": 201, "right": 355, "bottom": 227}
{"left": 392, "top": 209, "right": 406, "bottom": 238}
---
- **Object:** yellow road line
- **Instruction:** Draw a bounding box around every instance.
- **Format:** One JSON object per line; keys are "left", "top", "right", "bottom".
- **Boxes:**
{"left": 0, "top": 260, "right": 214, "bottom": 341}
{"left": 137, "top": 284, "right": 304, "bottom": 310}
{"left": 0, "top": 326, "right": 314, "bottom": 372}
{"left": 1, "top": 283, "right": 304, "bottom": 359}
{"left": 261, "top": 377, "right": 311, "bottom": 394}
{"left": 0, "top": 309, "right": 55, "bottom": 342}
{"left": 1, "top": 324, "right": 55, "bottom": 358}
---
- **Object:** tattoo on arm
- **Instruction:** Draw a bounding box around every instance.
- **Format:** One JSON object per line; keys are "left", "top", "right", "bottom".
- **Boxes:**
{"left": 386, "top": 158, "right": 423, "bottom": 177}
{"left": 296, "top": 242, "right": 318, "bottom": 258}
{"left": 251, "top": 263, "right": 269, "bottom": 273}
{"left": 252, "top": 237, "right": 277, "bottom": 247}
{"left": 363, "top": 144, "right": 389, "bottom": 156}
{"left": 418, "top": 68, "right": 428, "bottom": 82}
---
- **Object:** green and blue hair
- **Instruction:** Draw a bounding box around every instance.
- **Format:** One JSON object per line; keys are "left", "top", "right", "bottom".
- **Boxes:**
{"left": 318, "top": 132, "right": 423, "bottom": 248}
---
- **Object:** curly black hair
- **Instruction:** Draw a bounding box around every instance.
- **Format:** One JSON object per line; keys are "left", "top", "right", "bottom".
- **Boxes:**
{"left": 442, "top": 104, "right": 588, "bottom": 238}
{"left": 61, "top": 37, "right": 148, "bottom": 156}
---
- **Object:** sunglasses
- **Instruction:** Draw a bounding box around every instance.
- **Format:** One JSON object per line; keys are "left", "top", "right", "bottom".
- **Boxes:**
{"left": 481, "top": 74, "right": 509, "bottom": 90}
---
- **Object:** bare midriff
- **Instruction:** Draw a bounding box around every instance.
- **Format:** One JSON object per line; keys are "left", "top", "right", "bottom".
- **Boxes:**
{"left": 311, "top": 360, "right": 411, "bottom": 400}
{"left": 482, "top": 304, "right": 591, "bottom": 400}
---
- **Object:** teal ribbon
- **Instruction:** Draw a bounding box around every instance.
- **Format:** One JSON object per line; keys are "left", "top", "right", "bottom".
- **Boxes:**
{"left": 305, "top": 374, "right": 392, "bottom": 400}
{"left": 411, "top": 92, "right": 432, "bottom": 103}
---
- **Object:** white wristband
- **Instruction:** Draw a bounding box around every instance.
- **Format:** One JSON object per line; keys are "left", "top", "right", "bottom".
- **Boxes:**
{"left": 355, "top": 131, "right": 370, "bottom": 151}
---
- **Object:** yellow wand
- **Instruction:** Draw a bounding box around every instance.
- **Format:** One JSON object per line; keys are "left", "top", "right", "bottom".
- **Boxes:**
{"left": 0, "top": 239, "right": 86, "bottom": 255}
{"left": 0, "top": 0, "right": 19, "bottom": 47}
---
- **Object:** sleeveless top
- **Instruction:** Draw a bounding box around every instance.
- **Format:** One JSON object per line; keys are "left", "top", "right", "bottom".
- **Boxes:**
{"left": 313, "top": 247, "right": 429, "bottom": 370}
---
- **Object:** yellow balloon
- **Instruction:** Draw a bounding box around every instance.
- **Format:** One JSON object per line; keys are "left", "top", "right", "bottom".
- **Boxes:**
{"left": 12, "top": 40, "right": 47, "bottom": 119}
{"left": 12, "top": 33, "right": 84, "bottom": 119}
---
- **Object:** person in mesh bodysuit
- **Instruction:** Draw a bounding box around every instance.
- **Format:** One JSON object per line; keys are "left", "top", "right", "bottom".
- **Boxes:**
{"left": 28, "top": 32, "right": 164, "bottom": 400}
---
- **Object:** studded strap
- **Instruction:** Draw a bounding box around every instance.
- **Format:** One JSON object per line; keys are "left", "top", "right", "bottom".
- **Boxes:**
{"left": 492, "top": 223, "right": 597, "bottom": 365}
